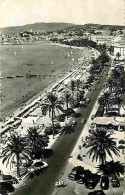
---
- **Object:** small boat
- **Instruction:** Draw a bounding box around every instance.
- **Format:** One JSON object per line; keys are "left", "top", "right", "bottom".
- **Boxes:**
{"left": 67, "top": 53, "right": 70, "bottom": 57}
{"left": 51, "top": 60, "right": 55, "bottom": 72}
{"left": 51, "top": 60, "right": 54, "bottom": 65}
{"left": 14, "top": 51, "right": 16, "bottom": 55}
{"left": 64, "top": 53, "right": 70, "bottom": 58}
{"left": 70, "top": 51, "right": 73, "bottom": 55}
{"left": 0, "top": 76, "right": 4, "bottom": 79}
{"left": 16, "top": 75, "right": 23, "bottom": 78}
{"left": 6, "top": 76, "right": 14, "bottom": 79}
{"left": 72, "top": 58, "right": 75, "bottom": 61}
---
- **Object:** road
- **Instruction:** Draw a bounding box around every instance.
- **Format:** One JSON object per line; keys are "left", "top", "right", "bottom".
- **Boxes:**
{"left": 12, "top": 65, "right": 110, "bottom": 195}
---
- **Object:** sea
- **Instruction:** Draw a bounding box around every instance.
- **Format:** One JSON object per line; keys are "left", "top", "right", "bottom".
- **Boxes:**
{"left": 0, "top": 43, "right": 80, "bottom": 119}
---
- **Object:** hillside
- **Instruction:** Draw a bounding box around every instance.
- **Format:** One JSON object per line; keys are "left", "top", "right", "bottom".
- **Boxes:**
{"left": 66, "top": 23, "right": 125, "bottom": 30}
{"left": 0, "top": 22, "right": 75, "bottom": 35}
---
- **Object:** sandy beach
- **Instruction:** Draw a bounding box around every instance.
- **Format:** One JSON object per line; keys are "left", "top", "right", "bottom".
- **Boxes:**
{"left": 0, "top": 43, "right": 95, "bottom": 123}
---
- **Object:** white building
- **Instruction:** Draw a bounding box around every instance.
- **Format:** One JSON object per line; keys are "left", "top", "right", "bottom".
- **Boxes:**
{"left": 114, "top": 35, "right": 125, "bottom": 60}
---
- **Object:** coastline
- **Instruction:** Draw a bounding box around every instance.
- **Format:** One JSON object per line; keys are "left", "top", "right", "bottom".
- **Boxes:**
{"left": 1, "top": 44, "right": 91, "bottom": 127}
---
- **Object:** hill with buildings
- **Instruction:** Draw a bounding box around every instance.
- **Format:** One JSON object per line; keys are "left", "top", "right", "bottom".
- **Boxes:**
{"left": 0, "top": 22, "right": 76, "bottom": 35}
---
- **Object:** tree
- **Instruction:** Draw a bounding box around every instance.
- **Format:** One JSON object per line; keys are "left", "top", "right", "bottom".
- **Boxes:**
{"left": 113, "top": 95, "right": 124, "bottom": 116}
{"left": 69, "top": 80, "right": 76, "bottom": 96}
{"left": 97, "top": 161, "right": 124, "bottom": 177}
{"left": 41, "top": 92, "right": 63, "bottom": 139}
{"left": 85, "top": 129, "right": 120, "bottom": 165}
{"left": 61, "top": 91, "right": 74, "bottom": 120}
{"left": 60, "top": 124, "right": 75, "bottom": 135}
{"left": 25, "top": 126, "right": 48, "bottom": 159}
{"left": 98, "top": 92, "right": 111, "bottom": 114}
{"left": 107, "top": 78, "right": 115, "bottom": 93}
{"left": 2, "top": 134, "right": 30, "bottom": 178}
{"left": 75, "top": 79, "right": 83, "bottom": 101}
{"left": 116, "top": 52, "right": 121, "bottom": 60}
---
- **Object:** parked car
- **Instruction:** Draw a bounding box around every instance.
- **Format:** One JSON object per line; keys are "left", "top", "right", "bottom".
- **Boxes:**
{"left": 68, "top": 166, "right": 84, "bottom": 181}
{"left": 88, "top": 190, "right": 105, "bottom": 195}
{"left": 85, "top": 174, "right": 100, "bottom": 189}
{"left": 81, "top": 118, "right": 86, "bottom": 124}
{"left": 71, "top": 120, "right": 77, "bottom": 127}
{"left": 111, "top": 174, "right": 120, "bottom": 188}
{"left": 0, "top": 174, "right": 18, "bottom": 184}
{"left": 0, "top": 182, "right": 15, "bottom": 193}
{"left": 85, "top": 98, "right": 90, "bottom": 104}
{"left": 77, "top": 169, "right": 91, "bottom": 184}
{"left": 68, "top": 171, "right": 77, "bottom": 181}
{"left": 100, "top": 176, "right": 109, "bottom": 190}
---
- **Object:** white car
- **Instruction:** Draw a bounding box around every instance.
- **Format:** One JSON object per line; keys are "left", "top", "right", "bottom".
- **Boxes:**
{"left": 81, "top": 118, "right": 86, "bottom": 124}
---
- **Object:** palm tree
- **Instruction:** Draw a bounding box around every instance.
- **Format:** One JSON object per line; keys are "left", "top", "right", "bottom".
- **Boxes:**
{"left": 85, "top": 129, "right": 120, "bottom": 165}
{"left": 75, "top": 79, "right": 83, "bottom": 101}
{"left": 98, "top": 92, "right": 111, "bottom": 114}
{"left": 2, "top": 134, "right": 30, "bottom": 178}
{"left": 60, "top": 124, "right": 75, "bottom": 135}
{"left": 41, "top": 92, "right": 63, "bottom": 139}
{"left": 25, "top": 126, "right": 48, "bottom": 159}
{"left": 61, "top": 91, "right": 74, "bottom": 120}
{"left": 116, "top": 52, "right": 121, "bottom": 60}
{"left": 97, "top": 161, "right": 124, "bottom": 177}
{"left": 107, "top": 78, "right": 115, "bottom": 93}
{"left": 114, "top": 95, "right": 124, "bottom": 116}
{"left": 69, "top": 80, "right": 76, "bottom": 96}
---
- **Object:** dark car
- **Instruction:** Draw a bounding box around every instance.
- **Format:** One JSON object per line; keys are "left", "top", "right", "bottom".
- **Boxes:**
{"left": 0, "top": 182, "right": 15, "bottom": 193}
{"left": 68, "top": 166, "right": 84, "bottom": 181}
{"left": 85, "top": 174, "right": 100, "bottom": 189}
{"left": 68, "top": 170, "right": 77, "bottom": 181}
{"left": 111, "top": 174, "right": 120, "bottom": 188}
{"left": 77, "top": 169, "right": 91, "bottom": 184}
{"left": 100, "top": 176, "right": 109, "bottom": 190}
{"left": 1, "top": 174, "right": 18, "bottom": 184}
{"left": 88, "top": 190, "right": 105, "bottom": 195}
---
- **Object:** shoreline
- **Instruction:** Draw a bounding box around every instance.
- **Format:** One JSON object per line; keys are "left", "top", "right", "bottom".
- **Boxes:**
{"left": 1, "top": 45, "right": 90, "bottom": 128}
{"left": 1, "top": 42, "right": 86, "bottom": 120}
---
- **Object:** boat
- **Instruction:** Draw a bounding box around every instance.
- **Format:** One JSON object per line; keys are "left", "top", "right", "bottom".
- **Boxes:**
{"left": 67, "top": 53, "right": 70, "bottom": 57}
{"left": 51, "top": 60, "right": 55, "bottom": 72}
{"left": 0, "top": 76, "right": 4, "bottom": 79}
{"left": 16, "top": 75, "right": 23, "bottom": 78}
{"left": 70, "top": 51, "right": 73, "bottom": 55}
{"left": 6, "top": 76, "right": 14, "bottom": 79}
{"left": 51, "top": 60, "right": 54, "bottom": 65}
{"left": 64, "top": 53, "right": 70, "bottom": 58}
{"left": 14, "top": 51, "right": 16, "bottom": 55}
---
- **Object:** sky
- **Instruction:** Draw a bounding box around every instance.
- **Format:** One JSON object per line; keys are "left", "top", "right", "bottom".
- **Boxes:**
{"left": 0, "top": 0, "right": 124, "bottom": 28}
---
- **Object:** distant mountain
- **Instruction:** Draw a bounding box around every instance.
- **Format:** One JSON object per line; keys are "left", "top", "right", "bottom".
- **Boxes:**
{"left": 0, "top": 22, "right": 75, "bottom": 35}
{"left": 66, "top": 23, "right": 125, "bottom": 30}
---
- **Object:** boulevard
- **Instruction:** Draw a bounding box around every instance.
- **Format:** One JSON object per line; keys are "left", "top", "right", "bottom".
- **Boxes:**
{"left": 12, "top": 63, "right": 110, "bottom": 195}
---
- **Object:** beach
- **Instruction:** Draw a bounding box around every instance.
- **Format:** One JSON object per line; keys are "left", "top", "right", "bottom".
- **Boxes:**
{"left": 0, "top": 42, "right": 95, "bottom": 122}
{"left": 0, "top": 43, "right": 82, "bottom": 119}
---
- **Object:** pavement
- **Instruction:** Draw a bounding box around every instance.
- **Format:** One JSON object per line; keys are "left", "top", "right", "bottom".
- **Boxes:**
{"left": 11, "top": 62, "right": 112, "bottom": 195}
